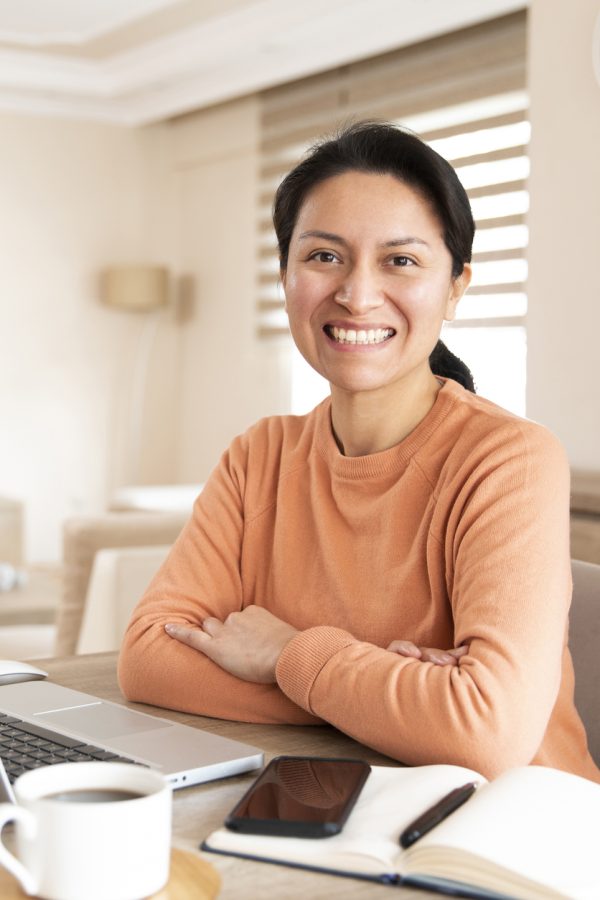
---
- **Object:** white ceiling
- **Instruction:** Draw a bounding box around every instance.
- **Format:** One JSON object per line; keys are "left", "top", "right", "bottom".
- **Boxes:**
{"left": 0, "top": 0, "right": 528, "bottom": 125}
{"left": 0, "top": 0, "right": 182, "bottom": 45}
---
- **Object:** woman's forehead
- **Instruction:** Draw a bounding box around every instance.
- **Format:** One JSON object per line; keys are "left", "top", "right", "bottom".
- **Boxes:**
{"left": 293, "top": 171, "right": 444, "bottom": 243}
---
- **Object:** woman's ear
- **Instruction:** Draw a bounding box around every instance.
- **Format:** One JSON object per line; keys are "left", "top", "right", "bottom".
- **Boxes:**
{"left": 444, "top": 264, "right": 472, "bottom": 322}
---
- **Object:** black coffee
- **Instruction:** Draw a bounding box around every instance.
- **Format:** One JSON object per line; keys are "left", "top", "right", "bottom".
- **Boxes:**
{"left": 45, "top": 788, "right": 144, "bottom": 804}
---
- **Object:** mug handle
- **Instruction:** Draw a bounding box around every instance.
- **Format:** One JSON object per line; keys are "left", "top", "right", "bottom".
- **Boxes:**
{"left": 0, "top": 802, "right": 38, "bottom": 896}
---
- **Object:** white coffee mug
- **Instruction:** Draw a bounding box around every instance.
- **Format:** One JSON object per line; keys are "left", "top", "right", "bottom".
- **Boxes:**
{"left": 0, "top": 761, "right": 172, "bottom": 900}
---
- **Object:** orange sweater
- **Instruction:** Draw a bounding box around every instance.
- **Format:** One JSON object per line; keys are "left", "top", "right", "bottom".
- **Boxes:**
{"left": 118, "top": 379, "right": 600, "bottom": 782}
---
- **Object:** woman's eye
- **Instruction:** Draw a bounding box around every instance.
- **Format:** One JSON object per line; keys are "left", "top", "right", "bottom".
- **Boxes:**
{"left": 390, "top": 255, "right": 414, "bottom": 267}
{"left": 309, "top": 251, "right": 338, "bottom": 264}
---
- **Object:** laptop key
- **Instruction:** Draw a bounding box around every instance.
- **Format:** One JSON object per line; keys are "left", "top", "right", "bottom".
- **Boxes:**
{"left": 84, "top": 750, "right": 119, "bottom": 760}
{"left": 21, "top": 736, "right": 51, "bottom": 747}
{"left": 14, "top": 755, "right": 36, "bottom": 766}
{"left": 59, "top": 750, "right": 90, "bottom": 761}
{"left": 0, "top": 739, "right": 25, "bottom": 750}
{"left": 26, "top": 749, "right": 54, "bottom": 760}
{"left": 13, "top": 722, "right": 85, "bottom": 748}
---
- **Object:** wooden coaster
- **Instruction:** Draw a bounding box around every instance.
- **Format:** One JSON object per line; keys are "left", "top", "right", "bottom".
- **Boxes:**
{"left": 153, "top": 847, "right": 221, "bottom": 899}
{"left": 0, "top": 847, "right": 220, "bottom": 899}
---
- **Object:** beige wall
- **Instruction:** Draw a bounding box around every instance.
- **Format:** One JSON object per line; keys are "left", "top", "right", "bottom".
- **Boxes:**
{"left": 527, "top": 0, "right": 600, "bottom": 469}
{"left": 0, "top": 99, "right": 289, "bottom": 563}
{"left": 168, "top": 97, "right": 291, "bottom": 484}
{"left": 0, "top": 115, "right": 179, "bottom": 561}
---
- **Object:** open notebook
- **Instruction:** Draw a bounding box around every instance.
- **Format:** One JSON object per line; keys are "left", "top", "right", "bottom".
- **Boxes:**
{"left": 203, "top": 763, "right": 600, "bottom": 899}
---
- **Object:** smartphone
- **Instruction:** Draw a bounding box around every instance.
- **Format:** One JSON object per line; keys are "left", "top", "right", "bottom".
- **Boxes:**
{"left": 224, "top": 755, "right": 371, "bottom": 838}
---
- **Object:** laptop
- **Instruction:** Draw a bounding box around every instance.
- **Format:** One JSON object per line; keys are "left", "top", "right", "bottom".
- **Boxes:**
{"left": 0, "top": 679, "right": 263, "bottom": 796}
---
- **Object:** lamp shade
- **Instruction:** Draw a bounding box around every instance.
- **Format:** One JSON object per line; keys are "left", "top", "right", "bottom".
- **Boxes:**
{"left": 101, "top": 266, "right": 169, "bottom": 312}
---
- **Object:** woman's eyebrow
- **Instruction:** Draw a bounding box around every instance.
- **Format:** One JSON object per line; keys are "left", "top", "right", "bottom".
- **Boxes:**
{"left": 382, "top": 236, "right": 431, "bottom": 249}
{"left": 297, "top": 230, "right": 431, "bottom": 249}
{"left": 298, "top": 230, "right": 347, "bottom": 245}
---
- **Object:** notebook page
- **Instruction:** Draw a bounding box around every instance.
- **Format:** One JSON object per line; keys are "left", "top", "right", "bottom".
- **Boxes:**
{"left": 405, "top": 766, "right": 600, "bottom": 900}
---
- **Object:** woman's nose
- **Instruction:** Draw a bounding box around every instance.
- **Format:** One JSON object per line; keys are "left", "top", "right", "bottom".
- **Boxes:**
{"left": 333, "top": 266, "right": 384, "bottom": 313}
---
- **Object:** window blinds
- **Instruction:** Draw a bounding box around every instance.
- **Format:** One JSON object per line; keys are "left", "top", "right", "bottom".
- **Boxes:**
{"left": 256, "top": 11, "right": 527, "bottom": 337}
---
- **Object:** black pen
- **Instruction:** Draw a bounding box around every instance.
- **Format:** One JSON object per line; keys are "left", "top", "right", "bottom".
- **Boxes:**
{"left": 399, "top": 782, "right": 478, "bottom": 849}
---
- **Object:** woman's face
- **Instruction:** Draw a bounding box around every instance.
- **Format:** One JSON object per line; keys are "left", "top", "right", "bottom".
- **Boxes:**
{"left": 282, "top": 171, "right": 470, "bottom": 398}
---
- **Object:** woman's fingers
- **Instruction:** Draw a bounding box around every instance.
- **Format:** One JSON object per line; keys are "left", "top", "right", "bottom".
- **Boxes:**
{"left": 165, "top": 607, "right": 298, "bottom": 683}
{"left": 418, "top": 647, "right": 459, "bottom": 665}
{"left": 386, "top": 640, "right": 422, "bottom": 658}
{"left": 164, "top": 622, "right": 211, "bottom": 649}
{"left": 387, "top": 641, "right": 470, "bottom": 666}
{"left": 200, "top": 616, "right": 225, "bottom": 636}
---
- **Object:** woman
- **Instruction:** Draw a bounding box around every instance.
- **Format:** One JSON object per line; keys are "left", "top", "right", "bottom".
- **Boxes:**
{"left": 118, "top": 122, "right": 599, "bottom": 783}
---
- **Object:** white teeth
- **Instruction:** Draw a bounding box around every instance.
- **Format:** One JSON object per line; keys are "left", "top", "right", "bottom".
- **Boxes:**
{"left": 330, "top": 326, "right": 393, "bottom": 345}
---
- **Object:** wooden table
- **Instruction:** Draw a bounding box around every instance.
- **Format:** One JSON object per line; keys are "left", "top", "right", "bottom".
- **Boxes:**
{"left": 29, "top": 652, "right": 435, "bottom": 899}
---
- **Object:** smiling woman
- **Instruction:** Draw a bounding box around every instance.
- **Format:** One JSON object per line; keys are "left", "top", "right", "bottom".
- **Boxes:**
{"left": 282, "top": 170, "right": 469, "bottom": 455}
{"left": 118, "top": 122, "right": 600, "bottom": 785}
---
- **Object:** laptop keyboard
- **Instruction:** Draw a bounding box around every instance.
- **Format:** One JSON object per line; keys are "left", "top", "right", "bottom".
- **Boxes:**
{"left": 0, "top": 713, "right": 146, "bottom": 784}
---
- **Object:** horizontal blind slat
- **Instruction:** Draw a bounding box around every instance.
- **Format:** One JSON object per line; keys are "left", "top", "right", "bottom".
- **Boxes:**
{"left": 472, "top": 247, "right": 526, "bottom": 263}
{"left": 467, "top": 282, "right": 525, "bottom": 295}
{"left": 449, "top": 144, "right": 528, "bottom": 169}
{"left": 467, "top": 179, "right": 526, "bottom": 200}
{"left": 476, "top": 213, "right": 526, "bottom": 229}
{"left": 448, "top": 315, "right": 525, "bottom": 328}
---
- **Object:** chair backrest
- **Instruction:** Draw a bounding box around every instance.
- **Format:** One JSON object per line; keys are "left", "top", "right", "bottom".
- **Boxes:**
{"left": 76, "top": 544, "right": 172, "bottom": 654}
{"left": 56, "top": 511, "right": 188, "bottom": 656}
{"left": 570, "top": 559, "right": 600, "bottom": 765}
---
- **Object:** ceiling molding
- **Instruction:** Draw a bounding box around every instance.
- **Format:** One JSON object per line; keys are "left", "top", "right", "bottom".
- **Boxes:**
{"left": 0, "top": 0, "right": 528, "bottom": 126}
{"left": 0, "top": 0, "right": 181, "bottom": 47}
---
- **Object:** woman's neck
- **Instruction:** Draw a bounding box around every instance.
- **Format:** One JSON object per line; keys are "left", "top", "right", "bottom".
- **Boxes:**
{"left": 329, "top": 368, "right": 442, "bottom": 457}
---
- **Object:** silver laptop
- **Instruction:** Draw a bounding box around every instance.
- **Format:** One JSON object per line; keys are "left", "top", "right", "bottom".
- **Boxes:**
{"left": 0, "top": 680, "right": 263, "bottom": 794}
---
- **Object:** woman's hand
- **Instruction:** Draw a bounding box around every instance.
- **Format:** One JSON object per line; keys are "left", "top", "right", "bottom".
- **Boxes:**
{"left": 165, "top": 606, "right": 467, "bottom": 684}
{"left": 386, "top": 640, "right": 468, "bottom": 666}
{"left": 164, "top": 607, "right": 298, "bottom": 684}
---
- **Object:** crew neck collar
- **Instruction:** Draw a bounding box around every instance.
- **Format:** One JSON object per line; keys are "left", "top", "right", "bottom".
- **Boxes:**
{"left": 315, "top": 378, "right": 461, "bottom": 479}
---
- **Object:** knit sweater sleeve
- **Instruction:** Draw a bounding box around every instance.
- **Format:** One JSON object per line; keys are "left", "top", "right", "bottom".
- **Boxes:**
{"left": 275, "top": 423, "right": 572, "bottom": 778}
{"left": 117, "top": 433, "right": 320, "bottom": 726}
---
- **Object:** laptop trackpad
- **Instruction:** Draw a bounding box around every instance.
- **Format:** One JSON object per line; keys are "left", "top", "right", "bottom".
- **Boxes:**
{"left": 38, "top": 703, "right": 172, "bottom": 741}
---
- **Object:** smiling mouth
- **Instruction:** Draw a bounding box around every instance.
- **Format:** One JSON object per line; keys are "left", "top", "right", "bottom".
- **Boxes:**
{"left": 324, "top": 325, "right": 395, "bottom": 345}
